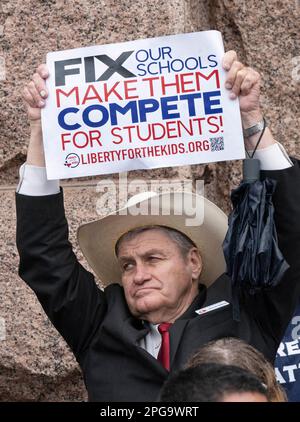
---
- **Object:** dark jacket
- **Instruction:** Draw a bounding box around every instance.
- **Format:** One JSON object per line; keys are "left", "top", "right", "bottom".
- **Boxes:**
{"left": 16, "top": 160, "right": 300, "bottom": 401}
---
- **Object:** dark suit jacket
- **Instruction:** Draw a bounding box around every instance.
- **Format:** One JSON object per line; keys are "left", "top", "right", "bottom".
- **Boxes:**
{"left": 16, "top": 159, "right": 300, "bottom": 402}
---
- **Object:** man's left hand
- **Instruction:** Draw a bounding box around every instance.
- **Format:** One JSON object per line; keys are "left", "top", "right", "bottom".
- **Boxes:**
{"left": 222, "top": 50, "right": 263, "bottom": 123}
{"left": 221, "top": 50, "right": 278, "bottom": 151}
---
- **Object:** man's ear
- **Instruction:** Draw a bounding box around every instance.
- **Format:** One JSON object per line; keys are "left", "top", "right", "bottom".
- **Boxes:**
{"left": 188, "top": 248, "right": 203, "bottom": 281}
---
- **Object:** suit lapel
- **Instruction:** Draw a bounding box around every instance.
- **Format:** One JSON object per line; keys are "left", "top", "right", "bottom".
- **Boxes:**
{"left": 203, "top": 273, "right": 232, "bottom": 306}
{"left": 123, "top": 316, "right": 149, "bottom": 343}
{"left": 169, "top": 274, "right": 232, "bottom": 366}
{"left": 122, "top": 316, "right": 167, "bottom": 376}
{"left": 169, "top": 285, "right": 207, "bottom": 366}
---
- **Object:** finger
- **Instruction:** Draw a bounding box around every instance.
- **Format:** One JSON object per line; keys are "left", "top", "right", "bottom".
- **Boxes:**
{"left": 36, "top": 63, "right": 49, "bottom": 79}
{"left": 32, "top": 72, "right": 48, "bottom": 99}
{"left": 26, "top": 81, "right": 45, "bottom": 107}
{"left": 222, "top": 50, "right": 238, "bottom": 70}
{"left": 22, "top": 86, "right": 36, "bottom": 108}
{"left": 225, "top": 61, "right": 244, "bottom": 90}
{"left": 240, "top": 69, "right": 261, "bottom": 96}
{"left": 230, "top": 67, "right": 249, "bottom": 98}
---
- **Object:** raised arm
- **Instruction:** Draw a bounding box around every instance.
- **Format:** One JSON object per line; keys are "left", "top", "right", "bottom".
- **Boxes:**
{"left": 222, "top": 50, "right": 276, "bottom": 152}
{"left": 222, "top": 51, "right": 299, "bottom": 346}
{"left": 16, "top": 65, "right": 106, "bottom": 360}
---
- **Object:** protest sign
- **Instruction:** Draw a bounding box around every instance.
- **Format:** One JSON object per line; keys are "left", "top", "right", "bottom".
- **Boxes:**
{"left": 41, "top": 30, "right": 245, "bottom": 179}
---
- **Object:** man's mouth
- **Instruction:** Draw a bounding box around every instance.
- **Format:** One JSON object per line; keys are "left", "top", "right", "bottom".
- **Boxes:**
{"left": 134, "top": 287, "right": 157, "bottom": 297}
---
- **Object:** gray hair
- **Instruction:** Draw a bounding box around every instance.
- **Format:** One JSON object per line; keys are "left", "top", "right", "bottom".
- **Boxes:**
{"left": 115, "top": 225, "right": 197, "bottom": 259}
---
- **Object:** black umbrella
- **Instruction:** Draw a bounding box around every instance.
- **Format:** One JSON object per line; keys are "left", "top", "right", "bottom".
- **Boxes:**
{"left": 222, "top": 154, "right": 290, "bottom": 321}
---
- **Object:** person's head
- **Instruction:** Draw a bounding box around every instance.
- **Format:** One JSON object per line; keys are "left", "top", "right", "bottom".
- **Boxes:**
{"left": 78, "top": 191, "right": 228, "bottom": 323}
{"left": 159, "top": 363, "right": 269, "bottom": 402}
{"left": 115, "top": 225, "right": 202, "bottom": 323}
{"left": 186, "top": 337, "right": 286, "bottom": 402}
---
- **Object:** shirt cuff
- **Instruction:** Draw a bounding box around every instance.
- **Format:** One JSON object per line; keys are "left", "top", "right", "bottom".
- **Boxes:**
{"left": 248, "top": 142, "right": 293, "bottom": 170}
{"left": 17, "top": 163, "right": 60, "bottom": 196}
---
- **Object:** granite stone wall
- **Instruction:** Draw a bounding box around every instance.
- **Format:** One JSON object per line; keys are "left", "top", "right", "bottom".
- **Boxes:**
{"left": 0, "top": 0, "right": 299, "bottom": 401}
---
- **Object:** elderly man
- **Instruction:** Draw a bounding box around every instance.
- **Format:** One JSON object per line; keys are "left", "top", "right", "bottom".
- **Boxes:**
{"left": 16, "top": 51, "right": 300, "bottom": 401}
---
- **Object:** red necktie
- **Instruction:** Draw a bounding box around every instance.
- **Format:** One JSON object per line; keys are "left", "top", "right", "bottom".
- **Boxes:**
{"left": 157, "top": 323, "right": 172, "bottom": 371}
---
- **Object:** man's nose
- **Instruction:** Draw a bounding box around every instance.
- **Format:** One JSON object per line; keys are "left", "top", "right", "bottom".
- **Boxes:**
{"left": 133, "top": 263, "right": 151, "bottom": 284}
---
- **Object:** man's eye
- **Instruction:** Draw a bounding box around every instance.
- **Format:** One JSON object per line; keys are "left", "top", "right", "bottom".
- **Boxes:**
{"left": 123, "top": 263, "right": 134, "bottom": 271}
{"left": 148, "top": 256, "right": 160, "bottom": 262}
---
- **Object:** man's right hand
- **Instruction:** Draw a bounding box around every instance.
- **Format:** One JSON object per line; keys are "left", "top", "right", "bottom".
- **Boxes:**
{"left": 22, "top": 64, "right": 49, "bottom": 166}
{"left": 22, "top": 64, "right": 49, "bottom": 124}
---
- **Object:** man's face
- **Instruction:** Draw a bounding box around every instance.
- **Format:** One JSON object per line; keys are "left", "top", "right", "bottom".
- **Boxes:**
{"left": 117, "top": 229, "right": 201, "bottom": 323}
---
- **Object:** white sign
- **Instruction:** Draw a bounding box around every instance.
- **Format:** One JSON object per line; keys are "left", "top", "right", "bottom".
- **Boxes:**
{"left": 42, "top": 31, "right": 245, "bottom": 180}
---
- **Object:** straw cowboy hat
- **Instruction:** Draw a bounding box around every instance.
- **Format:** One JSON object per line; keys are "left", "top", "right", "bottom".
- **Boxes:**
{"left": 78, "top": 191, "right": 228, "bottom": 287}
